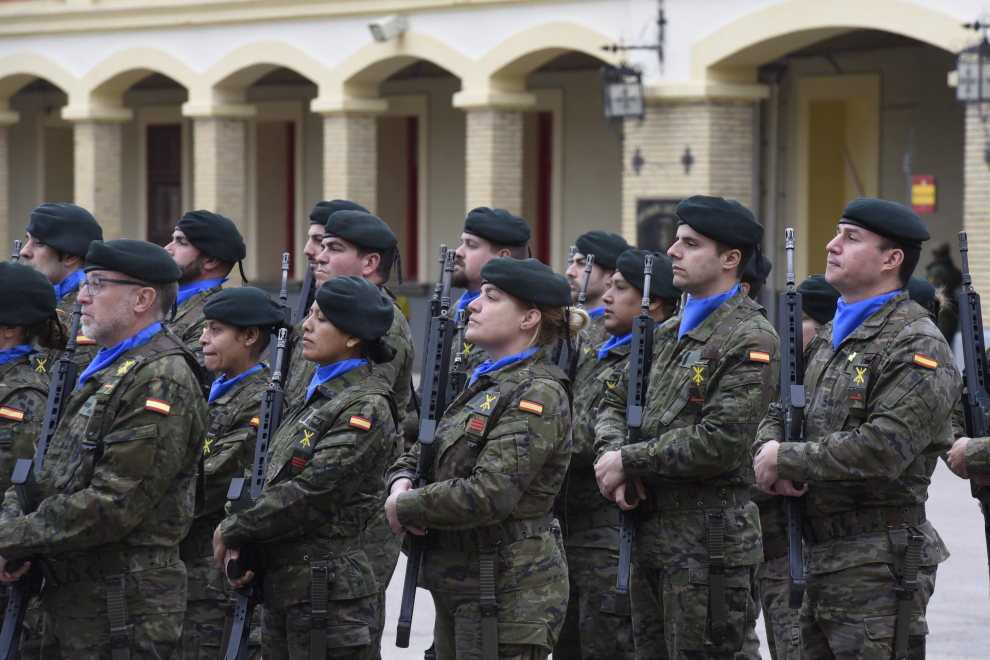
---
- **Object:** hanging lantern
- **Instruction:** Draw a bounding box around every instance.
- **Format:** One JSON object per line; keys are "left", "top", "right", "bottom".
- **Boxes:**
{"left": 601, "top": 65, "right": 645, "bottom": 121}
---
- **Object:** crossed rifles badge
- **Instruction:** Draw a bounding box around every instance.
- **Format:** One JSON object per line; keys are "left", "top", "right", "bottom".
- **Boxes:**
{"left": 692, "top": 365, "right": 707, "bottom": 386}
{"left": 468, "top": 391, "right": 500, "bottom": 416}
{"left": 853, "top": 366, "right": 868, "bottom": 386}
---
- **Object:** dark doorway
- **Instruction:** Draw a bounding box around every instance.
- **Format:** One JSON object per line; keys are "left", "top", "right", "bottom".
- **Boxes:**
{"left": 255, "top": 121, "right": 296, "bottom": 280}
{"left": 146, "top": 124, "right": 182, "bottom": 247}
{"left": 377, "top": 115, "right": 420, "bottom": 281}
{"left": 523, "top": 111, "right": 553, "bottom": 265}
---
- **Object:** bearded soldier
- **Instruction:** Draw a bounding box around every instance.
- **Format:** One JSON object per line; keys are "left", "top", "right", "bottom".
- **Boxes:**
{"left": 564, "top": 231, "right": 632, "bottom": 350}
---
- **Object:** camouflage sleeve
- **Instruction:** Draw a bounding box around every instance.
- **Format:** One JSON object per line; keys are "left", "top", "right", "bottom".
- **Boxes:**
{"left": 394, "top": 380, "right": 568, "bottom": 530}
{"left": 387, "top": 435, "right": 420, "bottom": 487}
{"left": 777, "top": 330, "right": 960, "bottom": 484}
{"left": 204, "top": 402, "right": 261, "bottom": 511}
{"left": 593, "top": 359, "right": 631, "bottom": 458}
{"left": 219, "top": 396, "right": 393, "bottom": 548}
{"left": 0, "top": 386, "right": 48, "bottom": 520}
{"left": 753, "top": 402, "right": 785, "bottom": 459}
{"left": 0, "top": 365, "right": 204, "bottom": 559}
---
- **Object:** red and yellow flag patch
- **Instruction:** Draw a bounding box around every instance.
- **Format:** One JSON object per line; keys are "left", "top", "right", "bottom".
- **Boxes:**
{"left": 349, "top": 416, "right": 372, "bottom": 431}
{"left": 914, "top": 354, "right": 938, "bottom": 370}
{"left": 145, "top": 398, "right": 171, "bottom": 415}
{"left": 519, "top": 400, "right": 543, "bottom": 416}
{"left": 75, "top": 334, "right": 96, "bottom": 345}
{"left": 749, "top": 351, "right": 771, "bottom": 363}
{"left": 0, "top": 406, "right": 24, "bottom": 422}
{"left": 249, "top": 416, "right": 260, "bottom": 427}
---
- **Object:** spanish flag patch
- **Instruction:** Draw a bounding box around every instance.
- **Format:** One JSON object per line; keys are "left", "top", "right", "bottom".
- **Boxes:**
{"left": 249, "top": 416, "right": 260, "bottom": 427}
{"left": 914, "top": 354, "right": 938, "bottom": 370}
{"left": 76, "top": 334, "right": 96, "bottom": 345}
{"left": 519, "top": 400, "right": 543, "bottom": 415}
{"left": 749, "top": 351, "right": 771, "bottom": 363}
{"left": 349, "top": 416, "right": 372, "bottom": 431}
{"left": 0, "top": 407, "right": 24, "bottom": 422}
{"left": 145, "top": 398, "right": 171, "bottom": 415}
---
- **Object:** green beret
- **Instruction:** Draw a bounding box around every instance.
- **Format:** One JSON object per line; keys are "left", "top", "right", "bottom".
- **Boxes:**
{"left": 0, "top": 262, "right": 56, "bottom": 326}
{"left": 676, "top": 196, "right": 763, "bottom": 248}
{"left": 481, "top": 257, "right": 571, "bottom": 307}
{"left": 616, "top": 249, "right": 681, "bottom": 300}
{"left": 464, "top": 208, "right": 530, "bottom": 246}
{"left": 177, "top": 210, "right": 247, "bottom": 264}
{"left": 840, "top": 198, "right": 930, "bottom": 249}
{"left": 743, "top": 254, "right": 772, "bottom": 284}
{"left": 324, "top": 211, "right": 397, "bottom": 250}
{"left": 315, "top": 276, "right": 394, "bottom": 341}
{"left": 796, "top": 274, "right": 840, "bottom": 325}
{"left": 906, "top": 276, "right": 936, "bottom": 306}
{"left": 203, "top": 286, "right": 285, "bottom": 328}
{"left": 26, "top": 203, "right": 103, "bottom": 257}
{"left": 85, "top": 239, "right": 181, "bottom": 283}
{"left": 574, "top": 231, "right": 632, "bottom": 271}
{"left": 309, "top": 200, "right": 368, "bottom": 226}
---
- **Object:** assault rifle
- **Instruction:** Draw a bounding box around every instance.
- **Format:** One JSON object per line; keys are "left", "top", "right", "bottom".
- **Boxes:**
{"left": 421, "top": 245, "right": 448, "bottom": 372}
{"left": 218, "top": 328, "right": 288, "bottom": 660}
{"left": 10, "top": 240, "right": 20, "bottom": 262}
{"left": 614, "top": 254, "right": 654, "bottom": 616}
{"left": 778, "top": 228, "right": 807, "bottom": 609}
{"left": 272, "top": 253, "right": 293, "bottom": 375}
{"left": 0, "top": 302, "right": 83, "bottom": 659}
{"left": 956, "top": 231, "right": 990, "bottom": 580}
{"left": 396, "top": 251, "right": 455, "bottom": 648}
{"left": 294, "top": 264, "right": 316, "bottom": 326}
{"left": 448, "top": 310, "right": 468, "bottom": 406}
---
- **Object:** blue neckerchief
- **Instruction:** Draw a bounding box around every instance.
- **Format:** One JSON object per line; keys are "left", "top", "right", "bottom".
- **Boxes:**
{"left": 678, "top": 284, "right": 741, "bottom": 340}
{"left": 597, "top": 321, "right": 662, "bottom": 361}
{"left": 0, "top": 345, "right": 35, "bottom": 367}
{"left": 77, "top": 322, "right": 161, "bottom": 389}
{"left": 587, "top": 306, "right": 605, "bottom": 320}
{"left": 209, "top": 363, "right": 265, "bottom": 404}
{"left": 176, "top": 278, "right": 227, "bottom": 307}
{"left": 456, "top": 290, "right": 480, "bottom": 312}
{"left": 55, "top": 269, "right": 86, "bottom": 302}
{"left": 469, "top": 347, "right": 539, "bottom": 386}
{"left": 306, "top": 358, "right": 369, "bottom": 403}
{"left": 832, "top": 290, "right": 898, "bottom": 349}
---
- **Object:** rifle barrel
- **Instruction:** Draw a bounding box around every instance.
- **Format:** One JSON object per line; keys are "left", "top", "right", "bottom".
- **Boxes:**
{"left": 576, "top": 254, "right": 595, "bottom": 310}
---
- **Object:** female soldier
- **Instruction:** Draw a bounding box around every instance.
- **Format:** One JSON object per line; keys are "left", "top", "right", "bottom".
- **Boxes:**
{"left": 181, "top": 286, "right": 285, "bottom": 660}
{"left": 385, "top": 257, "right": 588, "bottom": 660}
{"left": 213, "top": 275, "right": 399, "bottom": 660}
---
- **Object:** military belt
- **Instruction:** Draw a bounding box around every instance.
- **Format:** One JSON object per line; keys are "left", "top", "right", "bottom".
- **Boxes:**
{"left": 802, "top": 504, "right": 926, "bottom": 543}
{"left": 261, "top": 536, "right": 364, "bottom": 568}
{"left": 431, "top": 513, "right": 554, "bottom": 552}
{"left": 642, "top": 486, "right": 750, "bottom": 512}
{"left": 42, "top": 546, "right": 179, "bottom": 585}
{"left": 563, "top": 505, "right": 621, "bottom": 536}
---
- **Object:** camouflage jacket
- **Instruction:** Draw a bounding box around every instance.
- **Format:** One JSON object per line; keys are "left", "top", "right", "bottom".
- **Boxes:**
{"left": 49, "top": 283, "right": 99, "bottom": 375}
{"left": 555, "top": 336, "right": 629, "bottom": 549}
{"left": 0, "top": 352, "right": 49, "bottom": 502}
{"left": 755, "top": 292, "right": 959, "bottom": 573}
{"left": 0, "top": 328, "right": 208, "bottom": 563}
{"left": 219, "top": 364, "right": 398, "bottom": 603}
{"left": 581, "top": 313, "right": 609, "bottom": 353}
{"left": 166, "top": 283, "right": 223, "bottom": 369}
{"left": 596, "top": 289, "right": 779, "bottom": 569}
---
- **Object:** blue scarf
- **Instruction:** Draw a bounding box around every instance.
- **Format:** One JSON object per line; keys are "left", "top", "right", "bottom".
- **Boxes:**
{"left": 469, "top": 347, "right": 539, "bottom": 386}
{"left": 598, "top": 321, "right": 662, "bottom": 361}
{"left": 0, "top": 345, "right": 35, "bottom": 367}
{"left": 832, "top": 290, "right": 898, "bottom": 349}
{"left": 306, "top": 359, "right": 368, "bottom": 403}
{"left": 176, "top": 278, "right": 226, "bottom": 307}
{"left": 55, "top": 269, "right": 86, "bottom": 302}
{"left": 587, "top": 306, "right": 605, "bottom": 320}
{"left": 678, "top": 284, "right": 741, "bottom": 340}
{"left": 77, "top": 322, "right": 161, "bottom": 389}
{"left": 209, "top": 364, "right": 265, "bottom": 404}
{"left": 456, "top": 290, "right": 480, "bottom": 313}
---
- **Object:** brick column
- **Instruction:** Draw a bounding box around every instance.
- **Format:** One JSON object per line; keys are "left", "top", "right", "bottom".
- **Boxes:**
{"left": 321, "top": 112, "right": 378, "bottom": 213}
{"left": 964, "top": 102, "right": 990, "bottom": 318}
{"left": 191, "top": 117, "right": 248, "bottom": 229}
{"left": 72, "top": 121, "right": 125, "bottom": 239}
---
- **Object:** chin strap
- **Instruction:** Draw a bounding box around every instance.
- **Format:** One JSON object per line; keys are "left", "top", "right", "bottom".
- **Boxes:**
{"left": 238, "top": 260, "right": 249, "bottom": 285}
{"left": 754, "top": 244, "right": 765, "bottom": 285}
{"left": 394, "top": 247, "right": 403, "bottom": 285}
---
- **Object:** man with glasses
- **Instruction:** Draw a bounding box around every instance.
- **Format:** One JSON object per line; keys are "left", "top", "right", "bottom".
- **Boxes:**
{"left": 0, "top": 239, "right": 208, "bottom": 658}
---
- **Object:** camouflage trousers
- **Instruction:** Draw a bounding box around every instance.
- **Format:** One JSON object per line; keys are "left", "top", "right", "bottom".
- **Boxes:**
{"left": 555, "top": 544, "right": 634, "bottom": 660}
{"left": 630, "top": 563, "right": 759, "bottom": 660}
{"left": 261, "top": 587, "right": 378, "bottom": 659}
{"left": 41, "top": 609, "right": 182, "bottom": 659}
{"left": 180, "top": 555, "right": 261, "bottom": 659}
{"left": 798, "top": 562, "right": 936, "bottom": 660}
{"left": 757, "top": 556, "right": 799, "bottom": 660}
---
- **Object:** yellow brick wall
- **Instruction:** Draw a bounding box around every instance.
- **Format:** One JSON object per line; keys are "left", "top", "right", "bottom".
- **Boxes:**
{"left": 193, "top": 117, "right": 247, "bottom": 236}
{"left": 73, "top": 121, "right": 122, "bottom": 238}
{"left": 964, "top": 102, "right": 990, "bottom": 316}
{"left": 323, "top": 113, "right": 377, "bottom": 214}
{"left": 465, "top": 108, "right": 522, "bottom": 216}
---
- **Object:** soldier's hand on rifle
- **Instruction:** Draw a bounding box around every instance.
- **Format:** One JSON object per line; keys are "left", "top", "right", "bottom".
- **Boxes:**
{"left": 947, "top": 437, "right": 971, "bottom": 479}
{"left": 595, "top": 450, "right": 626, "bottom": 499}
{"left": 613, "top": 478, "right": 645, "bottom": 511}
{"left": 385, "top": 478, "right": 426, "bottom": 536}
{"left": 755, "top": 441, "right": 781, "bottom": 492}
{"left": 0, "top": 555, "right": 30, "bottom": 582}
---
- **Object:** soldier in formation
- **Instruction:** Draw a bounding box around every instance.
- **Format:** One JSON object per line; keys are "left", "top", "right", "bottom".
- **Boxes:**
{"left": 564, "top": 231, "right": 632, "bottom": 349}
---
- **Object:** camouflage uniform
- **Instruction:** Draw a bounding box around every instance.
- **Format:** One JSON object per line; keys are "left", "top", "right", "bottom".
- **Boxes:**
{"left": 754, "top": 292, "right": 959, "bottom": 660}
{"left": 180, "top": 366, "right": 269, "bottom": 660}
{"left": 389, "top": 348, "right": 572, "bottom": 660}
{"left": 0, "top": 327, "right": 208, "bottom": 659}
{"left": 218, "top": 363, "right": 398, "bottom": 660}
{"left": 446, "top": 303, "right": 489, "bottom": 379}
{"left": 166, "top": 283, "right": 223, "bottom": 368}
{"left": 554, "top": 332, "right": 634, "bottom": 660}
{"left": 753, "top": 490, "right": 798, "bottom": 660}
{"left": 596, "top": 289, "right": 779, "bottom": 660}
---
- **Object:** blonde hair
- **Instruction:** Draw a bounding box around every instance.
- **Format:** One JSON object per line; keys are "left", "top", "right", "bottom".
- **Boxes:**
{"left": 520, "top": 303, "right": 590, "bottom": 348}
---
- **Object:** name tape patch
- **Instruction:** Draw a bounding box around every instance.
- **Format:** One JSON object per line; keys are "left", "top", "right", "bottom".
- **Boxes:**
{"left": 145, "top": 398, "right": 171, "bottom": 415}
{"left": 519, "top": 400, "right": 544, "bottom": 416}
{"left": 749, "top": 351, "right": 771, "bottom": 363}
{"left": 349, "top": 416, "right": 372, "bottom": 431}
{"left": 0, "top": 407, "right": 24, "bottom": 421}
{"left": 914, "top": 354, "right": 938, "bottom": 370}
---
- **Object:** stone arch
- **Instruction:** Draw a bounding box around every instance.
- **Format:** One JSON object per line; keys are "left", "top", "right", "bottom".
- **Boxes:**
{"left": 0, "top": 53, "right": 76, "bottom": 112}
{"left": 199, "top": 41, "right": 330, "bottom": 103}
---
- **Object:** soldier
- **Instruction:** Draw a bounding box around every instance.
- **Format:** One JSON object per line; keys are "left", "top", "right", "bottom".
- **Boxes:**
{"left": 754, "top": 198, "right": 959, "bottom": 660}
{"left": 564, "top": 231, "right": 633, "bottom": 350}
{"left": 180, "top": 287, "right": 286, "bottom": 660}
{"left": 165, "top": 210, "right": 247, "bottom": 366}
{"left": 386, "top": 257, "right": 587, "bottom": 660}
{"left": 19, "top": 202, "right": 103, "bottom": 372}
{"left": 213, "top": 276, "right": 399, "bottom": 660}
{"left": 555, "top": 249, "right": 680, "bottom": 660}
{"left": 795, "top": 275, "right": 841, "bottom": 349}
{"left": 449, "top": 207, "right": 531, "bottom": 377}
{"left": 0, "top": 239, "right": 208, "bottom": 657}
{"left": 925, "top": 242, "right": 962, "bottom": 341}
{"left": 741, "top": 254, "right": 772, "bottom": 300}
{"left": 595, "top": 195, "right": 779, "bottom": 660}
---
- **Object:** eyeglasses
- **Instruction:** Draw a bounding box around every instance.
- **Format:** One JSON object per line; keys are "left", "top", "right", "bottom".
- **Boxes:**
{"left": 81, "top": 277, "right": 146, "bottom": 296}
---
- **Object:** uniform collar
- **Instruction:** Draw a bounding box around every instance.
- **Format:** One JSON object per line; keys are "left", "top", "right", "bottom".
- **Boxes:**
{"left": 598, "top": 323, "right": 659, "bottom": 361}
{"left": 587, "top": 305, "right": 606, "bottom": 320}
{"left": 55, "top": 269, "right": 86, "bottom": 302}
{"left": 176, "top": 278, "right": 226, "bottom": 307}
{"left": 826, "top": 290, "right": 908, "bottom": 349}
{"left": 306, "top": 358, "right": 369, "bottom": 404}
{"left": 831, "top": 290, "right": 900, "bottom": 349}
{"left": 0, "top": 345, "right": 35, "bottom": 367}
{"left": 675, "top": 286, "right": 747, "bottom": 343}
{"left": 209, "top": 363, "right": 266, "bottom": 404}
{"left": 469, "top": 347, "right": 539, "bottom": 387}
{"left": 77, "top": 322, "right": 162, "bottom": 389}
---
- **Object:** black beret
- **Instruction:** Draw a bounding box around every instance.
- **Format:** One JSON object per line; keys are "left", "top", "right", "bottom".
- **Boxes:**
{"left": 26, "top": 203, "right": 103, "bottom": 257}
{"left": 309, "top": 200, "right": 368, "bottom": 226}
{"left": 464, "top": 208, "right": 530, "bottom": 247}
{"left": 85, "top": 239, "right": 182, "bottom": 283}
{"left": 840, "top": 198, "right": 930, "bottom": 249}
{"left": 743, "top": 254, "right": 772, "bottom": 284}
{"left": 0, "top": 262, "right": 57, "bottom": 326}
{"left": 796, "top": 274, "right": 841, "bottom": 325}
{"left": 177, "top": 210, "right": 247, "bottom": 264}
{"left": 324, "top": 211, "right": 397, "bottom": 250}
{"left": 574, "top": 231, "right": 633, "bottom": 271}
{"left": 676, "top": 196, "right": 763, "bottom": 248}
{"left": 203, "top": 286, "right": 285, "bottom": 328}
{"left": 906, "top": 276, "right": 936, "bottom": 306}
{"left": 616, "top": 249, "right": 682, "bottom": 300}
{"left": 315, "top": 276, "right": 394, "bottom": 341}
{"left": 481, "top": 257, "right": 571, "bottom": 307}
